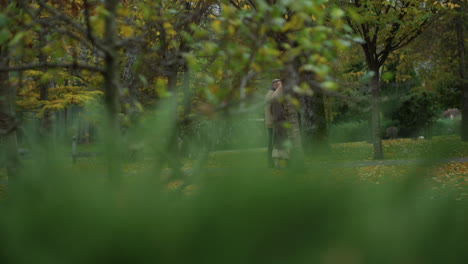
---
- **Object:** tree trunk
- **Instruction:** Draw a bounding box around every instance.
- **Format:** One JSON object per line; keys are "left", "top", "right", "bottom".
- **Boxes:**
{"left": 103, "top": 3, "right": 120, "bottom": 130}
{"left": 182, "top": 63, "right": 191, "bottom": 117}
{"left": 300, "top": 91, "right": 328, "bottom": 153}
{"left": 280, "top": 74, "right": 303, "bottom": 164}
{"left": 121, "top": 40, "right": 141, "bottom": 126}
{"left": 299, "top": 69, "right": 329, "bottom": 154}
{"left": 0, "top": 47, "right": 19, "bottom": 180}
{"left": 38, "top": 31, "right": 52, "bottom": 137}
{"left": 103, "top": 0, "right": 121, "bottom": 181}
{"left": 167, "top": 67, "right": 178, "bottom": 92}
{"left": 370, "top": 66, "right": 383, "bottom": 159}
{"left": 456, "top": 8, "right": 468, "bottom": 141}
{"left": 121, "top": 1, "right": 141, "bottom": 122}
{"left": 300, "top": 95, "right": 314, "bottom": 151}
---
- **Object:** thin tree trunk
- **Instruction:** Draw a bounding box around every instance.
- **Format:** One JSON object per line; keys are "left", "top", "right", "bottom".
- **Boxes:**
{"left": 280, "top": 68, "right": 303, "bottom": 163}
{"left": 38, "top": 31, "right": 52, "bottom": 137}
{"left": 182, "top": 63, "right": 191, "bottom": 117}
{"left": 0, "top": 47, "right": 19, "bottom": 180}
{"left": 456, "top": 8, "right": 468, "bottom": 141}
{"left": 312, "top": 92, "right": 328, "bottom": 145}
{"left": 299, "top": 66, "right": 329, "bottom": 153}
{"left": 370, "top": 66, "right": 383, "bottom": 159}
{"left": 103, "top": 0, "right": 121, "bottom": 181}
{"left": 300, "top": 90, "right": 328, "bottom": 152}
{"left": 167, "top": 67, "right": 177, "bottom": 92}
{"left": 121, "top": 1, "right": 141, "bottom": 122}
{"left": 300, "top": 94, "right": 314, "bottom": 151}
{"left": 122, "top": 45, "right": 140, "bottom": 118}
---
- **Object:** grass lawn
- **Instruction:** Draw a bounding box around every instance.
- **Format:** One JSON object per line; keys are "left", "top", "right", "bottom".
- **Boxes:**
{"left": 204, "top": 135, "right": 468, "bottom": 166}
{"left": 1, "top": 135, "right": 468, "bottom": 200}
{"left": 202, "top": 136, "right": 468, "bottom": 201}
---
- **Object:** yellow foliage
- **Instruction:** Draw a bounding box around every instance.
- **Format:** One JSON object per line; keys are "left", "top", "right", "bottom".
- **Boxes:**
{"left": 163, "top": 22, "right": 176, "bottom": 36}
{"left": 251, "top": 62, "right": 261, "bottom": 73}
{"left": 118, "top": 6, "right": 132, "bottom": 17}
{"left": 282, "top": 13, "right": 305, "bottom": 32}
{"left": 120, "top": 25, "right": 134, "bottom": 38}
{"left": 211, "top": 20, "right": 223, "bottom": 34}
{"left": 90, "top": 16, "right": 105, "bottom": 37}
{"left": 208, "top": 83, "right": 218, "bottom": 94}
{"left": 17, "top": 70, "right": 103, "bottom": 115}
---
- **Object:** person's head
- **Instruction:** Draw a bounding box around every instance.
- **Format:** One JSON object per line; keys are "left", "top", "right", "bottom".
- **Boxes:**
{"left": 272, "top": 79, "right": 282, "bottom": 90}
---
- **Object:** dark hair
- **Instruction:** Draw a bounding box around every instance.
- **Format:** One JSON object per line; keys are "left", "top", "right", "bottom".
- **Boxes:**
{"left": 272, "top": 79, "right": 281, "bottom": 85}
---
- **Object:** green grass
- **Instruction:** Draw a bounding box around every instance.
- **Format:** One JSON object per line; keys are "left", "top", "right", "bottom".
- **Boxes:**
{"left": 204, "top": 136, "right": 468, "bottom": 168}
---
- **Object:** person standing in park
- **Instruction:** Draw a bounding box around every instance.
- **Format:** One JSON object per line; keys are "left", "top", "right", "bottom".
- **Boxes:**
{"left": 270, "top": 79, "right": 291, "bottom": 169}
{"left": 264, "top": 79, "right": 280, "bottom": 167}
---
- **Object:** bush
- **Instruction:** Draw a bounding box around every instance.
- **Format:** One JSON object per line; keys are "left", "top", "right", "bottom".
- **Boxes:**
{"left": 431, "top": 117, "right": 461, "bottom": 136}
{"left": 391, "top": 92, "right": 441, "bottom": 138}
{"left": 189, "top": 117, "right": 266, "bottom": 151}
{"left": 329, "top": 120, "right": 370, "bottom": 143}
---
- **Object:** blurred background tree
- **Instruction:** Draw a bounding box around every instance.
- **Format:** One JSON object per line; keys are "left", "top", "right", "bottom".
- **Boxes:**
{"left": 0, "top": 0, "right": 465, "bottom": 171}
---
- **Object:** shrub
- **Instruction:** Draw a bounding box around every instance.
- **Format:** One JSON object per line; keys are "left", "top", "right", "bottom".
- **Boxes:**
{"left": 329, "top": 120, "right": 370, "bottom": 143}
{"left": 431, "top": 117, "right": 461, "bottom": 136}
{"left": 391, "top": 92, "right": 441, "bottom": 138}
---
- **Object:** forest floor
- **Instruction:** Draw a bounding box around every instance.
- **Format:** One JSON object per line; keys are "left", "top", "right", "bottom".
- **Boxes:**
{"left": 1, "top": 136, "right": 468, "bottom": 201}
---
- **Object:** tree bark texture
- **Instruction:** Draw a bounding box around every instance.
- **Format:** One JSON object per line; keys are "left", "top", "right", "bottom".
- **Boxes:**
{"left": 38, "top": 31, "right": 52, "bottom": 136}
{"left": 103, "top": 2, "right": 120, "bottom": 131}
{"left": 103, "top": 0, "right": 122, "bottom": 181}
{"left": 299, "top": 69, "right": 329, "bottom": 153}
{"left": 370, "top": 66, "right": 383, "bottom": 159}
{"left": 280, "top": 72, "right": 303, "bottom": 161}
{"left": 122, "top": 45, "right": 140, "bottom": 120}
{"left": 456, "top": 8, "right": 468, "bottom": 141}
{"left": 300, "top": 93, "right": 328, "bottom": 148}
{"left": 0, "top": 47, "right": 19, "bottom": 180}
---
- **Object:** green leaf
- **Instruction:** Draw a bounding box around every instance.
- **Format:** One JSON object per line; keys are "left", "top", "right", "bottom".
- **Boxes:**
{"left": 331, "top": 8, "right": 345, "bottom": 19}
{"left": 8, "top": 31, "right": 24, "bottom": 47}
{"left": 321, "top": 81, "right": 338, "bottom": 90}
{"left": 0, "top": 28, "right": 10, "bottom": 45}
{"left": 382, "top": 72, "right": 394, "bottom": 81}
{"left": 0, "top": 13, "right": 8, "bottom": 27}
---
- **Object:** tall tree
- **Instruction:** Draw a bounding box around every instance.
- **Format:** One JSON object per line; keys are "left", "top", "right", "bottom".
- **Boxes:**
{"left": 338, "top": 0, "right": 456, "bottom": 159}
{"left": 0, "top": 0, "right": 127, "bottom": 179}
{"left": 0, "top": 1, "right": 20, "bottom": 180}
{"left": 456, "top": 3, "right": 468, "bottom": 140}
{"left": 226, "top": 0, "right": 349, "bottom": 154}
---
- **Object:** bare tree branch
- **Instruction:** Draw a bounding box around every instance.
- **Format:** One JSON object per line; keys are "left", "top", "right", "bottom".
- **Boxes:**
{"left": 37, "top": 0, "right": 110, "bottom": 54}
{"left": 0, "top": 62, "right": 105, "bottom": 73}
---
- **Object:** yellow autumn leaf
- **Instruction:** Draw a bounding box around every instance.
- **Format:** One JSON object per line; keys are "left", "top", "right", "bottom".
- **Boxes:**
{"left": 120, "top": 25, "right": 134, "bottom": 38}
{"left": 90, "top": 17, "right": 105, "bottom": 37}
{"left": 211, "top": 20, "right": 223, "bottom": 34}
{"left": 282, "top": 13, "right": 304, "bottom": 32}
{"left": 118, "top": 6, "right": 131, "bottom": 17}
{"left": 163, "top": 22, "right": 176, "bottom": 36}
{"left": 251, "top": 62, "right": 261, "bottom": 73}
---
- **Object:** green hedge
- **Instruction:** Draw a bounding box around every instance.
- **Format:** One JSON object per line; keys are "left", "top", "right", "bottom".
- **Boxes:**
{"left": 329, "top": 120, "right": 370, "bottom": 143}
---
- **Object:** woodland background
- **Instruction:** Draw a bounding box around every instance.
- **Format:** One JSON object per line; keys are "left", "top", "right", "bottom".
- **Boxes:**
{"left": 0, "top": 0, "right": 467, "bottom": 167}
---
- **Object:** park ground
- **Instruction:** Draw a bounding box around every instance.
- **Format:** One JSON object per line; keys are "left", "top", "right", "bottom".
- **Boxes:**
{"left": 2, "top": 135, "right": 467, "bottom": 201}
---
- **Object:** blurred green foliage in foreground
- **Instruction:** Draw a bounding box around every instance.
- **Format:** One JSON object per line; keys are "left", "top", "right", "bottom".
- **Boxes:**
{"left": 1, "top": 118, "right": 468, "bottom": 264}
{"left": 1, "top": 162, "right": 468, "bottom": 263}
